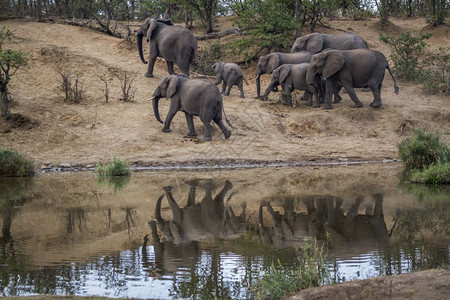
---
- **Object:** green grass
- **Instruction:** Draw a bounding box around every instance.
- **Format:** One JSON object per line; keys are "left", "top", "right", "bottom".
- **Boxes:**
{"left": 95, "top": 158, "right": 130, "bottom": 177}
{"left": 0, "top": 149, "right": 35, "bottom": 177}
{"left": 251, "top": 240, "right": 330, "bottom": 300}
{"left": 410, "top": 162, "right": 450, "bottom": 184}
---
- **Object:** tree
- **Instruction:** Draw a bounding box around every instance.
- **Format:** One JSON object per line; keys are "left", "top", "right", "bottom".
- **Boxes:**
{"left": 0, "top": 27, "right": 27, "bottom": 119}
{"left": 178, "top": 0, "right": 218, "bottom": 33}
{"left": 426, "top": 0, "right": 448, "bottom": 26}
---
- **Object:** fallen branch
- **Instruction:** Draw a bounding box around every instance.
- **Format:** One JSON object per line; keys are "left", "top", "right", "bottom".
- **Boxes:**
{"left": 195, "top": 28, "right": 242, "bottom": 40}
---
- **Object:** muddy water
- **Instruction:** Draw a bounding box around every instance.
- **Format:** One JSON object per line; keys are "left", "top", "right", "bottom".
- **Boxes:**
{"left": 1, "top": 163, "right": 449, "bottom": 299}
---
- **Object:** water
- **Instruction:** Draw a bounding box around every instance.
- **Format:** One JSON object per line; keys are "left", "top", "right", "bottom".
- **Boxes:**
{"left": 1, "top": 163, "right": 449, "bottom": 299}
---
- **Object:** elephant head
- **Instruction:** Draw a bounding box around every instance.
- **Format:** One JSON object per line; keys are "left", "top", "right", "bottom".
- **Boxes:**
{"left": 212, "top": 62, "right": 225, "bottom": 75}
{"left": 152, "top": 75, "right": 180, "bottom": 124}
{"left": 256, "top": 53, "right": 280, "bottom": 97}
{"left": 306, "top": 51, "right": 344, "bottom": 90}
{"left": 272, "top": 65, "right": 291, "bottom": 87}
{"left": 291, "top": 33, "right": 324, "bottom": 54}
{"left": 136, "top": 18, "right": 173, "bottom": 65}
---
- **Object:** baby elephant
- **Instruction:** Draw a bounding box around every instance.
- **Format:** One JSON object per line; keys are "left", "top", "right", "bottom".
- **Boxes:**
{"left": 152, "top": 74, "right": 234, "bottom": 141}
{"left": 212, "top": 62, "right": 246, "bottom": 98}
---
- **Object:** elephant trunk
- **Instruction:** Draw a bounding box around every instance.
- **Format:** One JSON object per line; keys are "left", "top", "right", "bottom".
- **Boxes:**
{"left": 152, "top": 95, "right": 164, "bottom": 124}
{"left": 137, "top": 31, "right": 148, "bottom": 64}
{"left": 306, "top": 68, "right": 318, "bottom": 90}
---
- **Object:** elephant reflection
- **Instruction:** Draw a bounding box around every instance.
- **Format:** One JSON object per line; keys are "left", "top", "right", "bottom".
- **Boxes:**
{"left": 258, "top": 196, "right": 327, "bottom": 249}
{"left": 259, "top": 194, "right": 391, "bottom": 252}
{"left": 143, "top": 180, "right": 247, "bottom": 275}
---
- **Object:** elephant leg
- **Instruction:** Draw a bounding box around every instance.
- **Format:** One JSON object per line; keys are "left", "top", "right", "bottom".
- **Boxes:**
{"left": 237, "top": 79, "right": 245, "bottom": 98}
{"left": 163, "top": 186, "right": 183, "bottom": 226}
{"left": 262, "top": 82, "right": 275, "bottom": 100}
{"left": 201, "top": 119, "right": 213, "bottom": 141}
{"left": 185, "top": 113, "right": 197, "bottom": 136}
{"left": 225, "top": 82, "right": 233, "bottom": 96}
{"left": 162, "top": 101, "right": 179, "bottom": 133}
{"left": 187, "top": 185, "right": 197, "bottom": 207}
{"left": 213, "top": 115, "right": 231, "bottom": 139}
{"left": 146, "top": 58, "right": 156, "bottom": 78}
{"left": 342, "top": 83, "right": 363, "bottom": 108}
{"left": 333, "top": 84, "right": 343, "bottom": 103}
{"left": 167, "top": 61, "right": 175, "bottom": 75}
{"left": 369, "top": 83, "right": 382, "bottom": 108}
{"left": 221, "top": 82, "right": 227, "bottom": 94}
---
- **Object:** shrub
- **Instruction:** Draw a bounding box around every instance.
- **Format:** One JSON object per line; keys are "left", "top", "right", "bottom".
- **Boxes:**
{"left": 96, "top": 157, "right": 130, "bottom": 177}
{"left": 0, "top": 149, "right": 35, "bottom": 177}
{"left": 58, "top": 71, "right": 85, "bottom": 103}
{"left": 380, "top": 32, "right": 431, "bottom": 81}
{"left": 421, "top": 47, "right": 450, "bottom": 95}
{"left": 410, "top": 162, "right": 450, "bottom": 184}
{"left": 191, "top": 40, "right": 222, "bottom": 75}
{"left": 251, "top": 240, "right": 330, "bottom": 299}
{"left": 398, "top": 128, "right": 449, "bottom": 171}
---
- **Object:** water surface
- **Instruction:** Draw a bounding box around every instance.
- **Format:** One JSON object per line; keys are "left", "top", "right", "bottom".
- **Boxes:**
{"left": 1, "top": 164, "right": 449, "bottom": 298}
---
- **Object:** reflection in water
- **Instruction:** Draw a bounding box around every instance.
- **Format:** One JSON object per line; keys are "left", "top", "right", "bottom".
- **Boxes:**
{"left": 0, "top": 168, "right": 449, "bottom": 299}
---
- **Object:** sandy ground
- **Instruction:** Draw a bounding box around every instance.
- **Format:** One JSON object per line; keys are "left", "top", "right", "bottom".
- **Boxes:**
{"left": 0, "top": 17, "right": 449, "bottom": 169}
{"left": 0, "top": 16, "right": 449, "bottom": 299}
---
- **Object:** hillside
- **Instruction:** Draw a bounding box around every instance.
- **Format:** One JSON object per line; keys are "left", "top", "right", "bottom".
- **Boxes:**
{"left": 0, "top": 17, "right": 449, "bottom": 168}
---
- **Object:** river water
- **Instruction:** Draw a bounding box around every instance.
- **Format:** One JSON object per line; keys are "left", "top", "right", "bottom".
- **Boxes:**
{"left": 0, "top": 163, "right": 449, "bottom": 299}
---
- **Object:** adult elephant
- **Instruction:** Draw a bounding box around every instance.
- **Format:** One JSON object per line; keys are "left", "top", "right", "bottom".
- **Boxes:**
{"left": 291, "top": 32, "right": 368, "bottom": 54}
{"left": 136, "top": 18, "right": 197, "bottom": 78}
{"left": 306, "top": 49, "right": 399, "bottom": 109}
{"left": 152, "top": 74, "right": 234, "bottom": 141}
{"left": 255, "top": 51, "right": 313, "bottom": 99}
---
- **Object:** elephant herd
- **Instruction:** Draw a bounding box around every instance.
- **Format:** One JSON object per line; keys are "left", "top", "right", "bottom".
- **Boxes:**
{"left": 137, "top": 18, "right": 399, "bottom": 141}
{"left": 143, "top": 180, "right": 395, "bottom": 276}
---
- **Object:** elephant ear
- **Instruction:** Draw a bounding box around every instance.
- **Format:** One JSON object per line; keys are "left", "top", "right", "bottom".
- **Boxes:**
{"left": 322, "top": 52, "right": 345, "bottom": 79}
{"left": 267, "top": 54, "right": 280, "bottom": 74}
{"left": 146, "top": 19, "right": 158, "bottom": 40}
{"left": 167, "top": 75, "right": 179, "bottom": 98}
{"left": 279, "top": 65, "right": 290, "bottom": 84}
{"left": 306, "top": 33, "right": 324, "bottom": 54}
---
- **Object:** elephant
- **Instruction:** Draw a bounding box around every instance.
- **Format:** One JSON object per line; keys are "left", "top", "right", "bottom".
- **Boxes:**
{"left": 291, "top": 32, "right": 368, "bottom": 54}
{"left": 153, "top": 180, "right": 247, "bottom": 244}
{"left": 306, "top": 49, "right": 399, "bottom": 109}
{"left": 137, "top": 18, "right": 197, "bottom": 78}
{"left": 152, "top": 74, "right": 234, "bottom": 141}
{"left": 212, "top": 62, "right": 247, "bottom": 98}
{"left": 255, "top": 51, "right": 313, "bottom": 99}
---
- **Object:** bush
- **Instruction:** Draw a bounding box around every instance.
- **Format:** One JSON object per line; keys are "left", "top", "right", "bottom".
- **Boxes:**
{"left": 421, "top": 47, "right": 450, "bottom": 95}
{"left": 380, "top": 32, "right": 431, "bottom": 81}
{"left": 0, "top": 149, "right": 35, "bottom": 177}
{"left": 96, "top": 158, "right": 130, "bottom": 177}
{"left": 251, "top": 240, "right": 330, "bottom": 299}
{"left": 191, "top": 41, "right": 222, "bottom": 75}
{"left": 410, "top": 162, "right": 450, "bottom": 184}
{"left": 398, "top": 128, "right": 449, "bottom": 171}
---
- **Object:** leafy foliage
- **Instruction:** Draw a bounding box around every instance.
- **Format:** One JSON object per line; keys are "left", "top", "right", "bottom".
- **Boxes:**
{"left": 410, "top": 162, "right": 450, "bottom": 184}
{"left": 227, "top": 0, "right": 298, "bottom": 59}
{"left": 0, "top": 149, "right": 35, "bottom": 177}
{"left": 96, "top": 158, "right": 131, "bottom": 177}
{"left": 250, "top": 240, "right": 330, "bottom": 299}
{"left": 421, "top": 47, "right": 450, "bottom": 95}
{"left": 397, "top": 128, "right": 449, "bottom": 171}
{"left": 380, "top": 32, "right": 431, "bottom": 81}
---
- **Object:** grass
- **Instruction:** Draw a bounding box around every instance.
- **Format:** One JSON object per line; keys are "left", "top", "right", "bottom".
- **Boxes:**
{"left": 250, "top": 240, "right": 330, "bottom": 300}
{"left": 95, "top": 157, "right": 130, "bottom": 177}
{"left": 398, "top": 128, "right": 449, "bottom": 184}
{"left": 0, "top": 149, "right": 35, "bottom": 177}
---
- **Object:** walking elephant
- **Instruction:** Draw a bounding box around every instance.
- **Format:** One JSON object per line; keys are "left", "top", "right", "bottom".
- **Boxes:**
{"left": 255, "top": 51, "right": 313, "bottom": 99}
{"left": 212, "top": 62, "right": 247, "bottom": 98}
{"left": 306, "top": 49, "right": 399, "bottom": 109}
{"left": 291, "top": 32, "right": 368, "bottom": 54}
{"left": 152, "top": 74, "right": 234, "bottom": 141}
{"left": 137, "top": 18, "right": 197, "bottom": 77}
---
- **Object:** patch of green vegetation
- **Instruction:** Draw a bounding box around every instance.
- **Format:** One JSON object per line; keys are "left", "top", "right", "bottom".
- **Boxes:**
{"left": 0, "top": 149, "right": 35, "bottom": 177}
{"left": 410, "top": 162, "right": 450, "bottom": 184}
{"left": 250, "top": 240, "right": 330, "bottom": 300}
{"left": 397, "top": 128, "right": 449, "bottom": 184}
{"left": 96, "top": 157, "right": 130, "bottom": 177}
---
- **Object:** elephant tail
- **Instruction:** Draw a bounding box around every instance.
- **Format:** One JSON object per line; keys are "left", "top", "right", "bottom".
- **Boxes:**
{"left": 222, "top": 104, "right": 236, "bottom": 129}
{"left": 387, "top": 63, "right": 399, "bottom": 94}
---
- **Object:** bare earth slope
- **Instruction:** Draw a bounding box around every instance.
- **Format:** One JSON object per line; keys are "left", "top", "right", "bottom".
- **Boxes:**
{"left": 0, "top": 17, "right": 449, "bottom": 167}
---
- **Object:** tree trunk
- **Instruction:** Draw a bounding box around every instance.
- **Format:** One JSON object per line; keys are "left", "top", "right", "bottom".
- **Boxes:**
{"left": 1, "top": 82, "right": 10, "bottom": 119}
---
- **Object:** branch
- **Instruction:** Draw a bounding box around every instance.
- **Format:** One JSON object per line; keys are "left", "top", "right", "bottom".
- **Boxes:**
{"left": 195, "top": 28, "right": 242, "bottom": 40}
